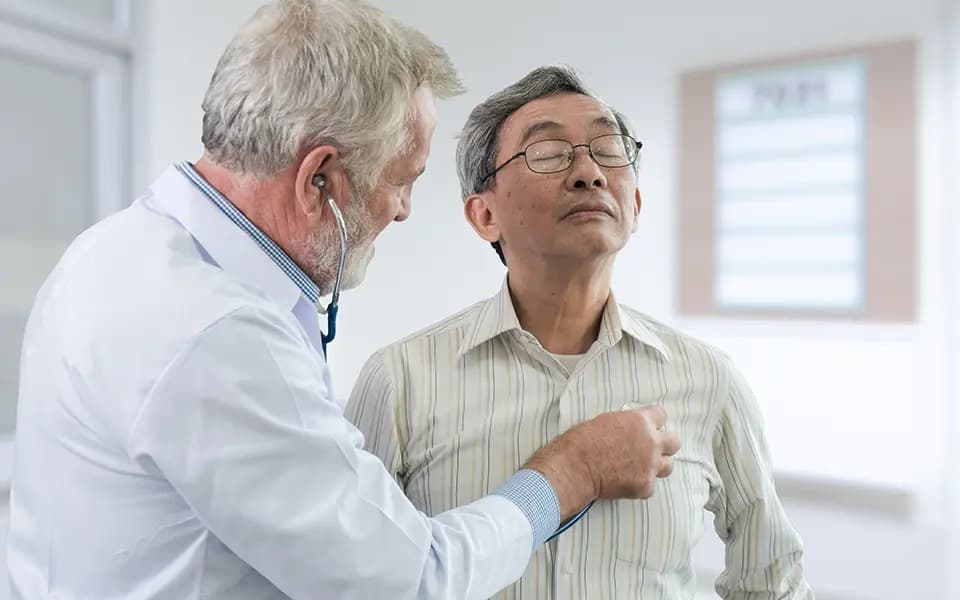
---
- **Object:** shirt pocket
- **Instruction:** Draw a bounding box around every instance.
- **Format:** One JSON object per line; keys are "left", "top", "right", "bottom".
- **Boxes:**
{"left": 614, "top": 455, "right": 712, "bottom": 569}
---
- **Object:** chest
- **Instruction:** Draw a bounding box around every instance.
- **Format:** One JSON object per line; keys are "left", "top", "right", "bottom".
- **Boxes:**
{"left": 398, "top": 338, "right": 724, "bottom": 534}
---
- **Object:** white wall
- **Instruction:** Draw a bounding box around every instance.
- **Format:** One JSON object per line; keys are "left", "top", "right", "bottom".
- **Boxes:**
{"left": 137, "top": 1, "right": 958, "bottom": 598}
{"left": 944, "top": 0, "right": 960, "bottom": 597}
{"left": 136, "top": 0, "right": 264, "bottom": 190}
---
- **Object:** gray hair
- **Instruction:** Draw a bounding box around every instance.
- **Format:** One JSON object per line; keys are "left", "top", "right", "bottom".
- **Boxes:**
{"left": 455, "top": 65, "right": 635, "bottom": 200}
{"left": 454, "top": 65, "right": 635, "bottom": 264}
{"left": 201, "top": 0, "right": 463, "bottom": 193}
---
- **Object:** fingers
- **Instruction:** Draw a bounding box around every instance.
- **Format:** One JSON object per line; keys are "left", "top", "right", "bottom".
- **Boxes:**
{"left": 659, "top": 431, "right": 681, "bottom": 457}
{"left": 656, "top": 455, "right": 674, "bottom": 479}
{"left": 637, "top": 404, "right": 667, "bottom": 429}
{"left": 579, "top": 405, "right": 683, "bottom": 501}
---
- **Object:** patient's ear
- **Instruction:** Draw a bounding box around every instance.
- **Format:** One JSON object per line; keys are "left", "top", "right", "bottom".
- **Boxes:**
{"left": 631, "top": 187, "right": 642, "bottom": 233}
{"left": 464, "top": 193, "right": 501, "bottom": 244}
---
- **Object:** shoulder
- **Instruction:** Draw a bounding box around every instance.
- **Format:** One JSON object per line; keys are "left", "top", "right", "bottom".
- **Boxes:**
{"left": 352, "top": 298, "right": 492, "bottom": 396}
{"left": 34, "top": 202, "right": 302, "bottom": 381}
{"left": 376, "top": 298, "right": 489, "bottom": 361}
{"left": 618, "top": 305, "right": 735, "bottom": 372}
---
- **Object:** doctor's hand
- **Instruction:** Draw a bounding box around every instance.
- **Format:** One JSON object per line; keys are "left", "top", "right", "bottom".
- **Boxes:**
{"left": 522, "top": 406, "right": 681, "bottom": 521}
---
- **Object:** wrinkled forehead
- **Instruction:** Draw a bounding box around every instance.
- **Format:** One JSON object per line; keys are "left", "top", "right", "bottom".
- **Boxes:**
{"left": 498, "top": 92, "right": 621, "bottom": 153}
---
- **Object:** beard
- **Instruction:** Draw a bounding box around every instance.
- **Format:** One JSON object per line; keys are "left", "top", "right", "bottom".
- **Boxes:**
{"left": 303, "top": 193, "right": 376, "bottom": 296}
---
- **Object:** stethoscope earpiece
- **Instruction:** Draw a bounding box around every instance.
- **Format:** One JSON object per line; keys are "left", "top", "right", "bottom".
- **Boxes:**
{"left": 312, "top": 172, "right": 346, "bottom": 358}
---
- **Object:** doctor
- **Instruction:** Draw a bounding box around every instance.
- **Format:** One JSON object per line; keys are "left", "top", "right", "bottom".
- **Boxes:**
{"left": 7, "top": 1, "right": 680, "bottom": 598}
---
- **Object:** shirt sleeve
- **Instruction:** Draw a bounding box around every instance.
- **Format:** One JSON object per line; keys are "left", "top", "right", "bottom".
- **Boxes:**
{"left": 345, "top": 351, "right": 405, "bottom": 485}
{"left": 706, "top": 355, "right": 815, "bottom": 600}
{"left": 126, "top": 306, "right": 537, "bottom": 600}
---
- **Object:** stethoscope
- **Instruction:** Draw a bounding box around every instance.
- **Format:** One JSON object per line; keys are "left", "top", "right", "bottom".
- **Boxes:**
{"left": 312, "top": 173, "right": 346, "bottom": 358}
{"left": 310, "top": 173, "right": 596, "bottom": 537}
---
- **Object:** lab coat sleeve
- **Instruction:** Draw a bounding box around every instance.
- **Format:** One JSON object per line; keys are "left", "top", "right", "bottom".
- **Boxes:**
{"left": 126, "top": 306, "right": 533, "bottom": 600}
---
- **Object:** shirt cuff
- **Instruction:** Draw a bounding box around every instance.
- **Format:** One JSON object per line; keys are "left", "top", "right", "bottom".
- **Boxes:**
{"left": 493, "top": 469, "right": 561, "bottom": 548}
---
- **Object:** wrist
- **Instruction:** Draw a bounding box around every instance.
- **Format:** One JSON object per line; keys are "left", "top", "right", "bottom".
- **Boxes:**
{"left": 524, "top": 436, "right": 597, "bottom": 520}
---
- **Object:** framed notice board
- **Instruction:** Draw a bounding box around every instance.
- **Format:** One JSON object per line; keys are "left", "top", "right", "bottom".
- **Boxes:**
{"left": 677, "top": 40, "right": 917, "bottom": 321}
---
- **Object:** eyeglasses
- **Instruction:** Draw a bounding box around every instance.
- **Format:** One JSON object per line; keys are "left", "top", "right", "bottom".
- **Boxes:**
{"left": 480, "top": 133, "right": 642, "bottom": 185}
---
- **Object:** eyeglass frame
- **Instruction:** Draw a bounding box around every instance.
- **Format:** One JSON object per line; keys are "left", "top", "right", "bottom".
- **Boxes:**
{"left": 479, "top": 133, "right": 643, "bottom": 186}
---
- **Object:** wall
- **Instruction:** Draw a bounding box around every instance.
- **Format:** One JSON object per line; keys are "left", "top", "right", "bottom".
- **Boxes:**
{"left": 944, "top": 0, "right": 960, "bottom": 597}
{"left": 134, "top": 1, "right": 956, "bottom": 598}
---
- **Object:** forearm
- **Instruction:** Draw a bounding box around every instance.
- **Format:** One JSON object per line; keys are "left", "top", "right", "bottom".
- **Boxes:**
{"left": 417, "top": 494, "right": 536, "bottom": 599}
{"left": 717, "top": 550, "right": 812, "bottom": 600}
{"left": 522, "top": 431, "right": 597, "bottom": 522}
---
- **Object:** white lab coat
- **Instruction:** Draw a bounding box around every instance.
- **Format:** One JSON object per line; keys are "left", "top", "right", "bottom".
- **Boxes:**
{"left": 7, "top": 165, "right": 544, "bottom": 599}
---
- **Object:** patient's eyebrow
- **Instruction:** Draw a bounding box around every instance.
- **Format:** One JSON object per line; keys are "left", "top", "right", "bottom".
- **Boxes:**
{"left": 518, "top": 120, "right": 563, "bottom": 147}
{"left": 591, "top": 115, "right": 621, "bottom": 133}
{"left": 518, "top": 115, "right": 621, "bottom": 148}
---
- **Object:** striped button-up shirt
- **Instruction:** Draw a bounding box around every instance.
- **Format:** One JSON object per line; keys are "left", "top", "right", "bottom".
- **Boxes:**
{"left": 346, "top": 280, "right": 813, "bottom": 599}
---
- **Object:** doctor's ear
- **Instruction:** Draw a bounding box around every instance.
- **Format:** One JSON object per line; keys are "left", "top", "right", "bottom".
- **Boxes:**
{"left": 295, "top": 145, "right": 346, "bottom": 216}
{"left": 312, "top": 173, "right": 327, "bottom": 191}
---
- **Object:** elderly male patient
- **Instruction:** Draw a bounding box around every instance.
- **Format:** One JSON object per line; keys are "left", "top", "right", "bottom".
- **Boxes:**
{"left": 346, "top": 66, "right": 813, "bottom": 599}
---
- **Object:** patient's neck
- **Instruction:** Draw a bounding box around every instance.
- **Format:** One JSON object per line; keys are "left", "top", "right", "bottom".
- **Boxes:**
{"left": 507, "top": 257, "right": 613, "bottom": 355}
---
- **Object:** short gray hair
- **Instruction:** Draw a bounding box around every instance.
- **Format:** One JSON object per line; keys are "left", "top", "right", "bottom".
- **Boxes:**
{"left": 201, "top": 0, "right": 463, "bottom": 193}
{"left": 455, "top": 65, "right": 634, "bottom": 201}
{"left": 455, "top": 66, "right": 635, "bottom": 264}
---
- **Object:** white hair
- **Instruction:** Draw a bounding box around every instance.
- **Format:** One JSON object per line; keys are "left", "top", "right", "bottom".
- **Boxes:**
{"left": 201, "top": 0, "right": 462, "bottom": 193}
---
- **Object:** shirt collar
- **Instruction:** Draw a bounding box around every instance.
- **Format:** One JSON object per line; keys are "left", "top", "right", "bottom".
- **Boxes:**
{"left": 600, "top": 292, "right": 671, "bottom": 360}
{"left": 148, "top": 163, "right": 320, "bottom": 312}
{"left": 456, "top": 279, "right": 523, "bottom": 356}
{"left": 457, "top": 277, "right": 670, "bottom": 361}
